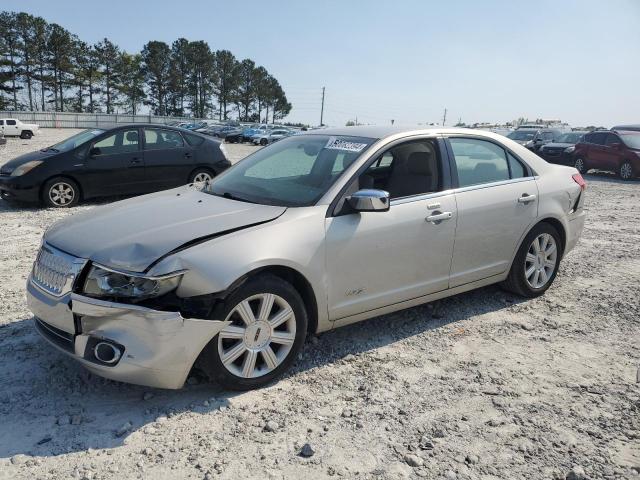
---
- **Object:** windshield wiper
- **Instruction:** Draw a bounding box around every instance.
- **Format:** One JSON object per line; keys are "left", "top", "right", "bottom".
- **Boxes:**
{"left": 221, "top": 191, "right": 257, "bottom": 204}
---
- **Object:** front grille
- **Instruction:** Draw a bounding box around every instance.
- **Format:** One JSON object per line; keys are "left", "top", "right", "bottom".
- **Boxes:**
{"left": 34, "top": 317, "right": 75, "bottom": 353}
{"left": 544, "top": 148, "right": 563, "bottom": 156}
{"left": 31, "top": 244, "right": 85, "bottom": 296}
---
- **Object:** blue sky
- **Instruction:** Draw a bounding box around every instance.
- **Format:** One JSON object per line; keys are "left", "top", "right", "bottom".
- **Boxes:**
{"left": 16, "top": 0, "right": 640, "bottom": 127}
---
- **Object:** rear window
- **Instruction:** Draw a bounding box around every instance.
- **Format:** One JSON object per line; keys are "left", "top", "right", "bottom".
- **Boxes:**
{"left": 184, "top": 133, "right": 205, "bottom": 146}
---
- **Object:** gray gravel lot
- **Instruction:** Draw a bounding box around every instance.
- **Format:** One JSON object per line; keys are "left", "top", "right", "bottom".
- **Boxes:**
{"left": 0, "top": 129, "right": 639, "bottom": 480}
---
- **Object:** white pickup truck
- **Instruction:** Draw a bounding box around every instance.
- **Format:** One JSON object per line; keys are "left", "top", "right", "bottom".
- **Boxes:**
{"left": 0, "top": 118, "right": 39, "bottom": 139}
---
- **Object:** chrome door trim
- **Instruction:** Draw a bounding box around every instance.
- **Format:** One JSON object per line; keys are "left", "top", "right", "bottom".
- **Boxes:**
{"left": 451, "top": 177, "right": 536, "bottom": 195}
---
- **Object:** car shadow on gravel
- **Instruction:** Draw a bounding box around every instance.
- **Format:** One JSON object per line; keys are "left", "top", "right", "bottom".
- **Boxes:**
{"left": 0, "top": 285, "right": 523, "bottom": 459}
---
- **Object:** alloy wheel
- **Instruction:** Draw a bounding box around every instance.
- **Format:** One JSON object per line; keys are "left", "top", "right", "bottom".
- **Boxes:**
{"left": 48, "top": 182, "right": 75, "bottom": 207}
{"left": 620, "top": 162, "right": 633, "bottom": 180}
{"left": 217, "top": 293, "right": 296, "bottom": 379}
{"left": 192, "top": 171, "right": 212, "bottom": 186}
{"left": 525, "top": 233, "right": 557, "bottom": 289}
{"left": 574, "top": 158, "right": 585, "bottom": 173}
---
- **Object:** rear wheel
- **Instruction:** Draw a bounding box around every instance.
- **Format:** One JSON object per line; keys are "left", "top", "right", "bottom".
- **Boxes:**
{"left": 501, "top": 223, "right": 562, "bottom": 298}
{"left": 574, "top": 157, "right": 586, "bottom": 174}
{"left": 20, "top": 130, "right": 33, "bottom": 139}
{"left": 42, "top": 177, "right": 80, "bottom": 208}
{"left": 619, "top": 161, "right": 634, "bottom": 180}
{"left": 199, "top": 275, "right": 308, "bottom": 390}
{"left": 188, "top": 168, "right": 214, "bottom": 187}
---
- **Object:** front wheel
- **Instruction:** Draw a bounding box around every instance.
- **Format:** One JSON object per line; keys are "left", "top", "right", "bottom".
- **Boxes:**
{"left": 574, "top": 157, "right": 586, "bottom": 174}
{"left": 619, "top": 161, "right": 634, "bottom": 180}
{"left": 42, "top": 177, "right": 80, "bottom": 208}
{"left": 501, "top": 223, "right": 562, "bottom": 298}
{"left": 260, "top": 138, "right": 268, "bottom": 146}
{"left": 199, "top": 275, "right": 308, "bottom": 390}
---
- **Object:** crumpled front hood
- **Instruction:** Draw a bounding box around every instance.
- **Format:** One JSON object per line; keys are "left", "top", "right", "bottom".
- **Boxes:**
{"left": 45, "top": 186, "right": 286, "bottom": 272}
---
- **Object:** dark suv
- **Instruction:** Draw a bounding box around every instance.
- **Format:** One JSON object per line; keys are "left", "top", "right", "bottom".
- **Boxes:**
{"left": 507, "top": 128, "right": 563, "bottom": 152}
{"left": 539, "top": 131, "right": 587, "bottom": 165}
{"left": 573, "top": 130, "right": 640, "bottom": 180}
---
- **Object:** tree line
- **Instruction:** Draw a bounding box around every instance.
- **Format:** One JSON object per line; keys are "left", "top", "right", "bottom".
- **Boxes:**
{"left": 0, "top": 11, "right": 292, "bottom": 122}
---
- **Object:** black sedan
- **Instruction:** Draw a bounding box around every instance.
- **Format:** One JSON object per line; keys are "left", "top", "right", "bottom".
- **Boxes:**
{"left": 0, "top": 125, "right": 230, "bottom": 207}
{"left": 538, "top": 131, "right": 588, "bottom": 165}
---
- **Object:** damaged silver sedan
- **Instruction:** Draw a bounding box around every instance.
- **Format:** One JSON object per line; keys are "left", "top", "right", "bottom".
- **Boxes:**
{"left": 27, "top": 126, "right": 586, "bottom": 390}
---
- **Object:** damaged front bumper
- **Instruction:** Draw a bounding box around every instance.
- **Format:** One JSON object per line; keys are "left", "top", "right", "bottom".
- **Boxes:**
{"left": 27, "top": 279, "right": 229, "bottom": 389}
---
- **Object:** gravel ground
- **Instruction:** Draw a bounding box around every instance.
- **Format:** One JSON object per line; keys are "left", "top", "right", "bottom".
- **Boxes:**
{"left": 0, "top": 129, "right": 639, "bottom": 480}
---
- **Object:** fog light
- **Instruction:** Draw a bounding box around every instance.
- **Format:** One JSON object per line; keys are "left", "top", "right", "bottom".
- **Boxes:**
{"left": 94, "top": 341, "right": 122, "bottom": 364}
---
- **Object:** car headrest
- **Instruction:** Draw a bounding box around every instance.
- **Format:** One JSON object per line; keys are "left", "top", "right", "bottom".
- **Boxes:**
{"left": 474, "top": 162, "right": 498, "bottom": 175}
{"left": 406, "top": 151, "right": 433, "bottom": 175}
{"left": 126, "top": 131, "right": 139, "bottom": 142}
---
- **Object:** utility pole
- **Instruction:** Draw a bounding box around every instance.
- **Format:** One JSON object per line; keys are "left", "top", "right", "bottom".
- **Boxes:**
{"left": 320, "top": 87, "right": 325, "bottom": 126}
{"left": 442, "top": 108, "right": 447, "bottom": 126}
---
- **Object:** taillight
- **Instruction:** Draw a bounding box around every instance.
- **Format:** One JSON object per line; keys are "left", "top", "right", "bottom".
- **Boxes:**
{"left": 572, "top": 173, "right": 586, "bottom": 191}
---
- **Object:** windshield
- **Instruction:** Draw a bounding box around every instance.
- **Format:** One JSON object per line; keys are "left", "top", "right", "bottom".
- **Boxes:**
{"left": 508, "top": 130, "right": 537, "bottom": 141}
{"left": 556, "top": 133, "right": 584, "bottom": 143}
{"left": 620, "top": 132, "right": 640, "bottom": 149}
{"left": 207, "top": 134, "right": 376, "bottom": 207}
{"left": 46, "top": 129, "right": 105, "bottom": 152}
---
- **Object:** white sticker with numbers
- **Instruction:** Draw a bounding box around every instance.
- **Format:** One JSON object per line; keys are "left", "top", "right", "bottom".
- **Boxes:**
{"left": 324, "top": 137, "right": 368, "bottom": 153}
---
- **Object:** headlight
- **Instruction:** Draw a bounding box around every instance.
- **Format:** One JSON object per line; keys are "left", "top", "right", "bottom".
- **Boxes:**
{"left": 219, "top": 142, "right": 227, "bottom": 156}
{"left": 83, "top": 264, "right": 184, "bottom": 301}
{"left": 11, "top": 160, "right": 43, "bottom": 176}
{"left": 524, "top": 141, "right": 534, "bottom": 148}
{"left": 564, "top": 146, "right": 576, "bottom": 154}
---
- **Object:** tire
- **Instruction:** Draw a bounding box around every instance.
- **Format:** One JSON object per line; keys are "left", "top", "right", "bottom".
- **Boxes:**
{"left": 20, "top": 130, "right": 33, "bottom": 139}
{"left": 199, "top": 274, "right": 308, "bottom": 390}
{"left": 188, "top": 168, "right": 214, "bottom": 185}
{"left": 574, "top": 157, "right": 586, "bottom": 174}
{"left": 501, "top": 222, "right": 562, "bottom": 298}
{"left": 42, "top": 177, "right": 80, "bottom": 208}
{"left": 260, "top": 138, "right": 268, "bottom": 146}
{"left": 619, "top": 161, "right": 634, "bottom": 180}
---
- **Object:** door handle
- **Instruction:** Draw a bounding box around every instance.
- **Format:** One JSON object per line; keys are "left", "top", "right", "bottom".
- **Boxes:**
{"left": 517, "top": 194, "right": 536, "bottom": 204}
{"left": 129, "top": 158, "right": 142, "bottom": 165}
{"left": 184, "top": 152, "right": 193, "bottom": 158}
{"left": 426, "top": 211, "right": 453, "bottom": 224}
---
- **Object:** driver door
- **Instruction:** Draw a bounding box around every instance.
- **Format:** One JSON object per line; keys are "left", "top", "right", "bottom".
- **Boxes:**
{"left": 324, "top": 138, "right": 457, "bottom": 321}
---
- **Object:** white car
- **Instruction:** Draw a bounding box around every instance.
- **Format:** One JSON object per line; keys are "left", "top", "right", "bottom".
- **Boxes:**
{"left": 27, "top": 126, "right": 586, "bottom": 390}
{"left": 0, "top": 118, "right": 39, "bottom": 139}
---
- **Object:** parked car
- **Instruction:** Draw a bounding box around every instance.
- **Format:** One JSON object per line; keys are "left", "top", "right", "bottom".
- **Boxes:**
{"left": 242, "top": 124, "right": 270, "bottom": 142}
{"left": 573, "top": 129, "right": 640, "bottom": 180}
{"left": 507, "top": 128, "right": 562, "bottom": 152}
{"left": 611, "top": 124, "right": 640, "bottom": 132}
{"left": 0, "top": 118, "right": 39, "bottom": 139}
{"left": 26, "top": 126, "right": 585, "bottom": 390}
{"left": 538, "top": 131, "right": 588, "bottom": 165}
{"left": 215, "top": 126, "right": 240, "bottom": 138}
{"left": 0, "top": 124, "right": 230, "bottom": 207}
{"left": 223, "top": 128, "right": 245, "bottom": 143}
{"left": 252, "top": 129, "right": 291, "bottom": 145}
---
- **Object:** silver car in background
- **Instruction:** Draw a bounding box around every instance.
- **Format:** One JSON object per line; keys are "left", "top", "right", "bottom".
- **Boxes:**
{"left": 27, "top": 126, "right": 586, "bottom": 390}
{"left": 251, "top": 128, "right": 291, "bottom": 146}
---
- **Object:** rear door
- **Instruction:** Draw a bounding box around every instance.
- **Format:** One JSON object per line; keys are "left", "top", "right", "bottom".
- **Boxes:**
{"left": 587, "top": 132, "right": 609, "bottom": 170}
{"left": 142, "top": 128, "right": 193, "bottom": 190}
{"left": 83, "top": 128, "right": 145, "bottom": 196}
{"left": 447, "top": 136, "right": 538, "bottom": 287}
{"left": 603, "top": 133, "right": 624, "bottom": 171}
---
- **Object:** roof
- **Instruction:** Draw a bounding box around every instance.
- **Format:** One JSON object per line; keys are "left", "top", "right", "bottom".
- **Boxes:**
{"left": 304, "top": 125, "right": 482, "bottom": 139}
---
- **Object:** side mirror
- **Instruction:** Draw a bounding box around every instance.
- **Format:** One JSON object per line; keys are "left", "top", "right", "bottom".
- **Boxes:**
{"left": 89, "top": 146, "right": 101, "bottom": 157}
{"left": 346, "top": 189, "right": 390, "bottom": 212}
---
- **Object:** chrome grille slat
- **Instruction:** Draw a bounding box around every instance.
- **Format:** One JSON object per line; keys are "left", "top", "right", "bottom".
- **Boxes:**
{"left": 31, "top": 244, "right": 86, "bottom": 296}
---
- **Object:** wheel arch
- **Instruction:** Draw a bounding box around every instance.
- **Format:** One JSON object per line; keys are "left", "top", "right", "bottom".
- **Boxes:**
{"left": 39, "top": 174, "right": 84, "bottom": 203}
{"left": 234, "top": 265, "right": 319, "bottom": 336}
{"left": 187, "top": 165, "right": 216, "bottom": 183}
{"left": 534, "top": 217, "right": 567, "bottom": 256}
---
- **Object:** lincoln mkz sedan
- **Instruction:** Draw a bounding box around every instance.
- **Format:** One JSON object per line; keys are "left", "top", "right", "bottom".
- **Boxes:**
{"left": 0, "top": 125, "right": 230, "bottom": 207}
{"left": 27, "top": 127, "right": 586, "bottom": 390}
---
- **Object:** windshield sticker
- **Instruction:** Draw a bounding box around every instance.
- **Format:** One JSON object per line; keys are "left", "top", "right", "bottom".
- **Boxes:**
{"left": 325, "top": 137, "right": 368, "bottom": 153}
